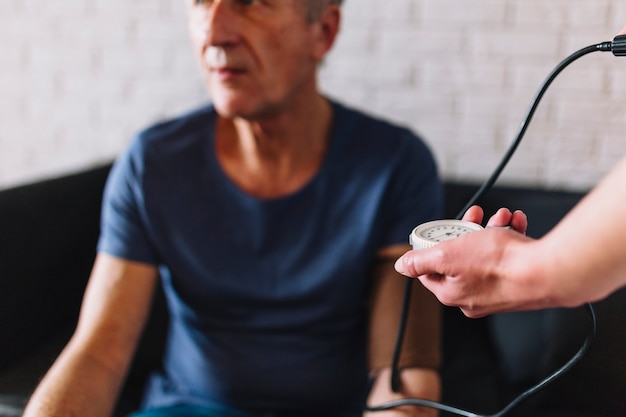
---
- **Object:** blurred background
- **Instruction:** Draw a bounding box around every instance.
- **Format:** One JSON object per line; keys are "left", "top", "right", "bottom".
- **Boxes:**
{"left": 1, "top": 0, "right": 625, "bottom": 191}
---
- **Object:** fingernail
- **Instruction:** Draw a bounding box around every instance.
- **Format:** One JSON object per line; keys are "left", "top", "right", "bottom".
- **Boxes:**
{"left": 394, "top": 257, "right": 405, "bottom": 273}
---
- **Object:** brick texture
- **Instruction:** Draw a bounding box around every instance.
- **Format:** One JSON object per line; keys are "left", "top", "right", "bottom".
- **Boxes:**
{"left": 1, "top": 0, "right": 625, "bottom": 191}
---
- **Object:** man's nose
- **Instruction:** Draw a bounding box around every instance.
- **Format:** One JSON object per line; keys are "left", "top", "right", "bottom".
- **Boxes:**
{"left": 195, "top": 0, "right": 240, "bottom": 47}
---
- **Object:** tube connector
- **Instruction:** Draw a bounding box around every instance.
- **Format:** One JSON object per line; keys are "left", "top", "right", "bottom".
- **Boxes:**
{"left": 612, "top": 34, "right": 626, "bottom": 56}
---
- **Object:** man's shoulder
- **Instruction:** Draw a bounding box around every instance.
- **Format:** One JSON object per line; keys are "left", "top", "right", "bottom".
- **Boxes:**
{"left": 331, "top": 99, "right": 420, "bottom": 142}
{"left": 117, "top": 102, "right": 215, "bottom": 169}
{"left": 330, "top": 99, "right": 431, "bottom": 161}
{"left": 137, "top": 102, "right": 215, "bottom": 144}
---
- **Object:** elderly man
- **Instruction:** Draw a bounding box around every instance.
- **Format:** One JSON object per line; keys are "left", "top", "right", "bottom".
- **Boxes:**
{"left": 23, "top": 1, "right": 443, "bottom": 416}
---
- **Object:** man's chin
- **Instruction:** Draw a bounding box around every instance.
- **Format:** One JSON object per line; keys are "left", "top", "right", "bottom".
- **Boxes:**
{"left": 212, "top": 100, "right": 278, "bottom": 121}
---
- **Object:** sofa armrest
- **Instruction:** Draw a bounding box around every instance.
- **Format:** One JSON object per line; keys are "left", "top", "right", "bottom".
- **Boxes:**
{"left": 0, "top": 164, "right": 111, "bottom": 373}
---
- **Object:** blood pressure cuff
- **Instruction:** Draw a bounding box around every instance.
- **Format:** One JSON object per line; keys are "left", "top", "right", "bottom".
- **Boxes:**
{"left": 368, "top": 258, "right": 442, "bottom": 370}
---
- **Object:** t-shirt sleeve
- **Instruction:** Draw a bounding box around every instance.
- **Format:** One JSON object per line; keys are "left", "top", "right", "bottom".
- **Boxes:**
{"left": 97, "top": 140, "right": 159, "bottom": 265}
{"left": 369, "top": 129, "right": 444, "bottom": 371}
{"left": 380, "top": 130, "right": 443, "bottom": 248}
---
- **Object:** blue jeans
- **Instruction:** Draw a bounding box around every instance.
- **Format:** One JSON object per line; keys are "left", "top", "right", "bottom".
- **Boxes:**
{"left": 128, "top": 404, "right": 260, "bottom": 417}
{"left": 128, "top": 404, "right": 360, "bottom": 417}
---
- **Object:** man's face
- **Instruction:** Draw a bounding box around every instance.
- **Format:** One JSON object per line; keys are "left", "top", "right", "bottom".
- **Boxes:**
{"left": 188, "top": 0, "right": 327, "bottom": 120}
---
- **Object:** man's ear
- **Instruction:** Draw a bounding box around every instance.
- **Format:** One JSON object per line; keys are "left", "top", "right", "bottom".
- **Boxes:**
{"left": 310, "top": 4, "right": 341, "bottom": 61}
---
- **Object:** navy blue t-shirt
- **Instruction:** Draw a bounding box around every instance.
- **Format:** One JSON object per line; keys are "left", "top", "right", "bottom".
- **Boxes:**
{"left": 98, "top": 100, "right": 442, "bottom": 414}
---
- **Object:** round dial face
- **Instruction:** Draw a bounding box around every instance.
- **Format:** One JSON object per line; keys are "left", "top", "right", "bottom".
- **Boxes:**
{"left": 410, "top": 220, "right": 484, "bottom": 250}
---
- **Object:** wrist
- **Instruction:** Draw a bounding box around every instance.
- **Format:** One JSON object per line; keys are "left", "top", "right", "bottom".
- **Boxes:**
{"left": 366, "top": 367, "right": 440, "bottom": 417}
{"left": 501, "top": 236, "right": 556, "bottom": 310}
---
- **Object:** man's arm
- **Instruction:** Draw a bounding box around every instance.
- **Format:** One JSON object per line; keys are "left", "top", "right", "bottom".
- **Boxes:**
{"left": 366, "top": 246, "right": 441, "bottom": 417}
{"left": 23, "top": 253, "right": 158, "bottom": 417}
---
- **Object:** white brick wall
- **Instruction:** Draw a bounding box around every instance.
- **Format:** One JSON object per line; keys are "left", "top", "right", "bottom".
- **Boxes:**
{"left": 1, "top": 0, "right": 625, "bottom": 191}
{"left": 0, "top": 0, "right": 207, "bottom": 188}
{"left": 321, "top": 0, "right": 626, "bottom": 191}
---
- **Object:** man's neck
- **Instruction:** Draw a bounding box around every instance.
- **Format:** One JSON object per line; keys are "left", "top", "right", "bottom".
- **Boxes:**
{"left": 215, "top": 93, "right": 333, "bottom": 198}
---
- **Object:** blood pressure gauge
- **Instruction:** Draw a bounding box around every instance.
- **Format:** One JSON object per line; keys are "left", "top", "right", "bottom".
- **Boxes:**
{"left": 409, "top": 219, "right": 484, "bottom": 250}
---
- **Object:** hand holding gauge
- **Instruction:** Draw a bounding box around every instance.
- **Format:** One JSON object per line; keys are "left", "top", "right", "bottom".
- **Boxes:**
{"left": 396, "top": 206, "right": 530, "bottom": 315}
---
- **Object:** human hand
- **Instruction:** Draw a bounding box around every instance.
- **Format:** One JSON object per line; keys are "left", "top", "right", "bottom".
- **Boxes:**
{"left": 394, "top": 207, "right": 538, "bottom": 317}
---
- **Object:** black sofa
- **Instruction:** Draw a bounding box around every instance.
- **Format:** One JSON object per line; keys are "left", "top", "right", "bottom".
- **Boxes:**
{"left": 0, "top": 164, "right": 624, "bottom": 417}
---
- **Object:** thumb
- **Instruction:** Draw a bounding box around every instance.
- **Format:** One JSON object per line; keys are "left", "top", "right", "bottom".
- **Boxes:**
{"left": 394, "top": 248, "right": 440, "bottom": 278}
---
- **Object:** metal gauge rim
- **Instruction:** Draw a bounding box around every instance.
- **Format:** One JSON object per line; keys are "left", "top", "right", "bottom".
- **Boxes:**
{"left": 410, "top": 219, "right": 484, "bottom": 250}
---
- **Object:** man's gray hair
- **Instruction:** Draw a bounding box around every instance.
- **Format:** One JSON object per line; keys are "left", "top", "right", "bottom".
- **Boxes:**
{"left": 301, "top": 0, "right": 344, "bottom": 22}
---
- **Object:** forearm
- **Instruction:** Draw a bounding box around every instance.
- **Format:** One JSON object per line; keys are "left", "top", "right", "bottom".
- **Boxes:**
{"left": 365, "top": 367, "right": 440, "bottom": 417}
{"left": 529, "top": 157, "right": 626, "bottom": 307}
{"left": 23, "top": 339, "right": 128, "bottom": 417}
{"left": 24, "top": 255, "right": 157, "bottom": 417}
